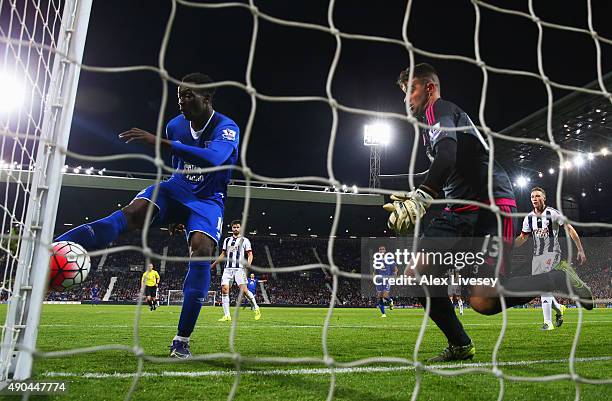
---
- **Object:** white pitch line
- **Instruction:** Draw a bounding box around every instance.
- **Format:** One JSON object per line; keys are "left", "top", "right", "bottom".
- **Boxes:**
{"left": 39, "top": 320, "right": 612, "bottom": 329}
{"left": 41, "top": 356, "right": 612, "bottom": 379}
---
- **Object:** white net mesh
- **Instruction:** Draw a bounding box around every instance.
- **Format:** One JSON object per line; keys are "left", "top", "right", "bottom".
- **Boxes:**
{"left": 0, "top": 0, "right": 63, "bottom": 303}
{"left": 0, "top": 0, "right": 611, "bottom": 399}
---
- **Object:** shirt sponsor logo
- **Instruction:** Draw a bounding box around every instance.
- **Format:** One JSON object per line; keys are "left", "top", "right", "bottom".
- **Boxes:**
{"left": 183, "top": 162, "right": 204, "bottom": 182}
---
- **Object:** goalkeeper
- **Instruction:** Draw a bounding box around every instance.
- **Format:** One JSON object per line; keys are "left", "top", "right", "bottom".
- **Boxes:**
{"left": 384, "top": 63, "right": 594, "bottom": 362}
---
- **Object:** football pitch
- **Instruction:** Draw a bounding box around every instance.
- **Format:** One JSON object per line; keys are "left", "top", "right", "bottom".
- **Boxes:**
{"left": 1, "top": 305, "right": 610, "bottom": 400}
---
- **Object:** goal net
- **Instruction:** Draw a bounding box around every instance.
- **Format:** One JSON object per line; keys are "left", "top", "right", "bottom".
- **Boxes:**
{"left": 0, "top": 0, "right": 611, "bottom": 400}
{"left": 0, "top": 0, "right": 92, "bottom": 381}
{"left": 167, "top": 290, "right": 216, "bottom": 306}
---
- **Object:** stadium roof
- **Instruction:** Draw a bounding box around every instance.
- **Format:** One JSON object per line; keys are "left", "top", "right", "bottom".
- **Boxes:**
{"left": 497, "top": 72, "right": 612, "bottom": 171}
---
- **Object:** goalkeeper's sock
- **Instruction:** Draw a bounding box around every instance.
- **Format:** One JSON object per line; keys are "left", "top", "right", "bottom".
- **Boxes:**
{"left": 177, "top": 260, "right": 211, "bottom": 338}
{"left": 222, "top": 294, "right": 230, "bottom": 316}
{"left": 419, "top": 297, "right": 471, "bottom": 346}
{"left": 244, "top": 290, "right": 258, "bottom": 309}
{"left": 378, "top": 299, "right": 385, "bottom": 315}
{"left": 56, "top": 210, "right": 127, "bottom": 251}
{"left": 501, "top": 271, "right": 567, "bottom": 308}
{"left": 551, "top": 297, "right": 562, "bottom": 313}
{"left": 541, "top": 295, "right": 553, "bottom": 323}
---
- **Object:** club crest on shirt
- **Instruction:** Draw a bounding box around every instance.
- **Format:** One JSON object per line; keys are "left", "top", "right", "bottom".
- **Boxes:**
{"left": 222, "top": 128, "right": 236, "bottom": 141}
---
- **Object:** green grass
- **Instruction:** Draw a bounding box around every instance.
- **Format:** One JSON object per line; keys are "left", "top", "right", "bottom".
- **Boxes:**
{"left": 1, "top": 305, "right": 610, "bottom": 400}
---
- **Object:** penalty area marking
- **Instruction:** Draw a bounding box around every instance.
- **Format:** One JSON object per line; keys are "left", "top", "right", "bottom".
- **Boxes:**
{"left": 42, "top": 356, "right": 612, "bottom": 379}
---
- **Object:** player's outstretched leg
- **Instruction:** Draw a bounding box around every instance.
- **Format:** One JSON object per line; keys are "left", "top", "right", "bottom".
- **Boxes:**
{"left": 56, "top": 210, "right": 127, "bottom": 250}
{"left": 55, "top": 199, "right": 151, "bottom": 251}
{"left": 553, "top": 261, "right": 594, "bottom": 310}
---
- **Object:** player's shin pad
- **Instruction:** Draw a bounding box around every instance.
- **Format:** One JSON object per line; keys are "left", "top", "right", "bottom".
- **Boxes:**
{"left": 383, "top": 188, "right": 432, "bottom": 235}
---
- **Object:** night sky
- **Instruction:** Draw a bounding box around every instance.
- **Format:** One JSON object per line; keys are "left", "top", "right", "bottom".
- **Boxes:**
{"left": 54, "top": 0, "right": 612, "bottom": 232}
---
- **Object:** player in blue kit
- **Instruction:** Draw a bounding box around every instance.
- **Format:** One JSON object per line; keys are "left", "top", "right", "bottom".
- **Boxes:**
{"left": 54, "top": 73, "right": 239, "bottom": 359}
{"left": 374, "top": 246, "right": 397, "bottom": 318}
{"left": 90, "top": 284, "right": 100, "bottom": 306}
{"left": 243, "top": 273, "right": 267, "bottom": 309}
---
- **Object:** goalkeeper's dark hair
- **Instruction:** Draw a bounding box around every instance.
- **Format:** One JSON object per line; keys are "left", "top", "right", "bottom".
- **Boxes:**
{"left": 531, "top": 186, "right": 546, "bottom": 196}
{"left": 397, "top": 63, "right": 441, "bottom": 92}
{"left": 181, "top": 72, "right": 216, "bottom": 98}
{"left": 231, "top": 220, "right": 241, "bottom": 226}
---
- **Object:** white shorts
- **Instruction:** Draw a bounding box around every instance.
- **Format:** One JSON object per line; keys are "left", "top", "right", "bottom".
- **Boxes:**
{"left": 221, "top": 268, "right": 247, "bottom": 286}
{"left": 532, "top": 252, "right": 560, "bottom": 275}
{"left": 448, "top": 285, "right": 461, "bottom": 297}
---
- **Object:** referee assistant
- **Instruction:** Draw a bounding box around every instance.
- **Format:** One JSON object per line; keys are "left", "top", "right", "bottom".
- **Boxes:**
{"left": 142, "top": 263, "right": 160, "bottom": 311}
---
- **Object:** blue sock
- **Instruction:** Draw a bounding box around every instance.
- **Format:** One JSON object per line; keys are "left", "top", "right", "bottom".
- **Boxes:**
{"left": 177, "top": 260, "right": 211, "bottom": 337}
{"left": 56, "top": 210, "right": 127, "bottom": 251}
{"left": 378, "top": 299, "right": 385, "bottom": 314}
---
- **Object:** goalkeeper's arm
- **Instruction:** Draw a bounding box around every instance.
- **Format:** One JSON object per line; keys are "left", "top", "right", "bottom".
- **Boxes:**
{"left": 420, "top": 137, "right": 456, "bottom": 198}
{"left": 383, "top": 138, "right": 456, "bottom": 234}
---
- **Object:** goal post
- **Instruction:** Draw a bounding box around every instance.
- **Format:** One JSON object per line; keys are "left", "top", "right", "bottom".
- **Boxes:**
{"left": 0, "top": 0, "right": 93, "bottom": 382}
{"left": 167, "top": 290, "right": 216, "bottom": 306}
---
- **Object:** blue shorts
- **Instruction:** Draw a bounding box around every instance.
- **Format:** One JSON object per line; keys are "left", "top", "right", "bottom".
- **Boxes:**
{"left": 134, "top": 179, "right": 224, "bottom": 244}
{"left": 376, "top": 283, "right": 391, "bottom": 293}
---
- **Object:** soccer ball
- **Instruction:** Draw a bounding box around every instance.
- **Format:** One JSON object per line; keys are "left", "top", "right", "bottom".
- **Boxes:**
{"left": 49, "top": 241, "right": 91, "bottom": 291}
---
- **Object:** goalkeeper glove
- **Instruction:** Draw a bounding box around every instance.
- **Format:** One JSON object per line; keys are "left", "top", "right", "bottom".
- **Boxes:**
{"left": 383, "top": 188, "right": 433, "bottom": 235}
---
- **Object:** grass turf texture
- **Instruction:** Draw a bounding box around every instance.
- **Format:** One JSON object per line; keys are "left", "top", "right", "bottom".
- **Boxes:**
{"left": 0, "top": 305, "right": 610, "bottom": 400}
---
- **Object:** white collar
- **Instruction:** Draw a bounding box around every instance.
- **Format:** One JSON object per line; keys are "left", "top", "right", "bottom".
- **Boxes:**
{"left": 190, "top": 110, "right": 215, "bottom": 140}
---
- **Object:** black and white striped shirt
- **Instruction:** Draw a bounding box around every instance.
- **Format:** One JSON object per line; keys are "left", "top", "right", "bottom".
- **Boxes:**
{"left": 221, "top": 236, "right": 252, "bottom": 269}
{"left": 521, "top": 207, "right": 564, "bottom": 256}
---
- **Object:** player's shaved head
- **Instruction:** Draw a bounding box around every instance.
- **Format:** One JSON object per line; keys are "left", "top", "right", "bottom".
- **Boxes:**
{"left": 231, "top": 220, "right": 241, "bottom": 227}
{"left": 397, "top": 63, "right": 441, "bottom": 92}
{"left": 180, "top": 72, "right": 216, "bottom": 98}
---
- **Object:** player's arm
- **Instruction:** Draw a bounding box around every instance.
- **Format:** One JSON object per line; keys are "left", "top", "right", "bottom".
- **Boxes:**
{"left": 383, "top": 103, "right": 456, "bottom": 234}
{"left": 565, "top": 223, "right": 586, "bottom": 265}
{"left": 393, "top": 265, "right": 399, "bottom": 276}
{"left": 243, "top": 238, "right": 253, "bottom": 267}
{"left": 514, "top": 232, "right": 530, "bottom": 248}
{"left": 514, "top": 216, "right": 531, "bottom": 248}
{"left": 211, "top": 250, "right": 226, "bottom": 268}
{"left": 155, "top": 271, "right": 160, "bottom": 286}
{"left": 420, "top": 137, "right": 457, "bottom": 198}
{"left": 119, "top": 128, "right": 234, "bottom": 167}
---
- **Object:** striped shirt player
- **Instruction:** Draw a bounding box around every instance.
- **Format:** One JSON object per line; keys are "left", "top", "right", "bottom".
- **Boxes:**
{"left": 221, "top": 235, "right": 252, "bottom": 285}
{"left": 212, "top": 220, "right": 261, "bottom": 321}
{"left": 521, "top": 206, "right": 564, "bottom": 275}
{"left": 515, "top": 186, "right": 587, "bottom": 331}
